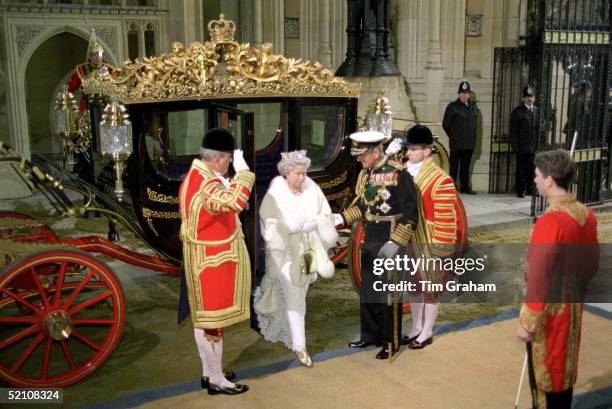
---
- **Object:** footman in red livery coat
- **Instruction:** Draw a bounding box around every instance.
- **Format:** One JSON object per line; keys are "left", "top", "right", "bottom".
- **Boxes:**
{"left": 179, "top": 128, "right": 255, "bottom": 395}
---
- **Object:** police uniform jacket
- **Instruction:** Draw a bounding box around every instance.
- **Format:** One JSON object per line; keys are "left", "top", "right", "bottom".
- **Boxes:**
{"left": 442, "top": 99, "right": 479, "bottom": 151}
{"left": 509, "top": 104, "right": 536, "bottom": 154}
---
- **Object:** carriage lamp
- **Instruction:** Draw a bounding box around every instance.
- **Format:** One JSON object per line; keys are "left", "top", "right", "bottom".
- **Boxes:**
{"left": 366, "top": 92, "right": 393, "bottom": 139}
{"left": 54, "top": 86, "right": 80, "bottom": 171}
{"left": 99, "top": 97, "right": 133, "bottom": 202}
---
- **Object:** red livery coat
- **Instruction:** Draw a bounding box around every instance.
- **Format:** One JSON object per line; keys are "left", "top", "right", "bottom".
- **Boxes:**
{"left": 519, "top": 194, "right": 599, "bottom": 394}
{"left": 411, "top": 158, "right": 467, "bottom": 292}
{"left": 67, "top": 63, "right": 113, "bottom": 113}
{"left": 178, "top": 159, "right": 255, "bottom": 329}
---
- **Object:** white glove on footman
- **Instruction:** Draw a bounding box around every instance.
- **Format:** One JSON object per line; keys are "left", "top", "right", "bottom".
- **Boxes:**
{"left": 233, "top": 149, "right": 250, "bottom": 172}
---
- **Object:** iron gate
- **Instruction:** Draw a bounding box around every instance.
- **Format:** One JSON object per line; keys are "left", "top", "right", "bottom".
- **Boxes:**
{"left": 489, "top": 0, "right": 611, "bottom": 215}
{"left": 489, "top": 48, "right": 531, "bottom": 194}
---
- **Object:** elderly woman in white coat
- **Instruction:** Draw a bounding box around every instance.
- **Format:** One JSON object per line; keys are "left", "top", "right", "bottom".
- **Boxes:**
{"left": 254, "top": 150, "right": 338, "bottom": 367}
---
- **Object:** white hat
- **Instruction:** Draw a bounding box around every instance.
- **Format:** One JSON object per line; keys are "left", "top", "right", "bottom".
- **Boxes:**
{"left": 349, "top": 130, "right": 386, "bottom": 155}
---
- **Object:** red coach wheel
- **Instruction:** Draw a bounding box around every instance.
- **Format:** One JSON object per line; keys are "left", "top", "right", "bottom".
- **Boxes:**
{"left": 0, "top": 249, "right": 126, "bottom": 388}
{"left": 347, "top": 220, "right": 410, "bottom": 314}
{"left": 328, "top": 226, "right": 351, "bottom": 265}
{"left": 0, "top": 212, "right": 60, "bottom": 244}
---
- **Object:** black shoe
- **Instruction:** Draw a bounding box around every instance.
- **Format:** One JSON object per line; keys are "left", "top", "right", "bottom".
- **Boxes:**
{"left": 461, "top": 189, "right": 477, "bottom": 195}
{"left": 517, "top": 192, "right": 525, "bottom": 198}
{"left": 201, "top": 372, "right": 236, "bottom": 389}
{"left": 375, "top": 345, "right": 389, "bottom": 360}
{"left": 408, "top": 337, "right": 433, "bottom": 350}
{"left": 400, "top": 333, "right": 420, "bottom": 346}
{"left": 348, "top": 340, "right": 374, "bottom": 348}
{"left": 208, "top": 383, "right": 249, "bottom": 395}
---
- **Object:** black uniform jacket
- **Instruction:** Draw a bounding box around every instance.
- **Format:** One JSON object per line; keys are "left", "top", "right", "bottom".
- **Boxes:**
{"left": 342, "top": 159, "right": 418, "bottom": 252}
{"left": 442, "top": 98, "right": 479, "bottom": 151}
{"left": 509, "top": 104, "right": 536, "bottom": 154}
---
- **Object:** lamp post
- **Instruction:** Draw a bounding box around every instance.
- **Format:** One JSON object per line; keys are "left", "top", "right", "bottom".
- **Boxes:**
{"left": 53, "top": 86, "right": 80, "bottom": 171}
{"left": 98, "top": 97, "right": 133, "bottom": 202}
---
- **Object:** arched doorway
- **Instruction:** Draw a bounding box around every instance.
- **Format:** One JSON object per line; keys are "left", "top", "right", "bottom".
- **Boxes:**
{"left": 25, "top": 32, "right": 88, "bottom": 156}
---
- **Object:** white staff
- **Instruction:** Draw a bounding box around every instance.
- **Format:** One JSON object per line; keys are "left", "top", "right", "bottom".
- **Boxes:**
{"left": 570, "top": 130, "right": 579, "bottom": 156}
{"left": 514, "top": 350, "right": 529, "bottom": 409}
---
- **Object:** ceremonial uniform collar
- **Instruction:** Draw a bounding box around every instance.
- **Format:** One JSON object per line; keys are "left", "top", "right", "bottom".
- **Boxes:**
{"left": 192, "top": 158, "right": 212, "bottom": 174}
{"left": 547, "top": 193, "right": 575, "bottom": 206}
{"left": 545, "top": 193, "right": 588, "bottom": 225}
{"left": 372, "top": 155, "right": 388, "bottom": 170}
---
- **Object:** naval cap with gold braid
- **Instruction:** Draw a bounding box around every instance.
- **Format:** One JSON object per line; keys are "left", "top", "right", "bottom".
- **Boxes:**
{"left": 349, "top": 130, "right": 386, "bottom": 156}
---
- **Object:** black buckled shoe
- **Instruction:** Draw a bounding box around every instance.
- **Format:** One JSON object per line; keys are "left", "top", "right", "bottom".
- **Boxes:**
{"left": 408, "top": 337, "right": 433, "bottom": 350}
{"left": 461, "top": 189, "right": 477, "bottom": 195}
{"left": 348, "top": 340, "right": 373, "bottom": 348}
{"left": 375, "top": 345, "right": 389, "bottom": 360}
{"left": 201, "top": 372, "right": 236, "bottom": 389}
{"left": 400, "top": 333, "right": 420, "bottom": 346}
{"left": 208, "top": 383, "right": 249, "bottom": 396}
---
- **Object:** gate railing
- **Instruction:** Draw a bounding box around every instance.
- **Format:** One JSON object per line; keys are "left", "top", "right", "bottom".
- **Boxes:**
{"left": 490, "top": 0, "right": 611, "bottom": 216}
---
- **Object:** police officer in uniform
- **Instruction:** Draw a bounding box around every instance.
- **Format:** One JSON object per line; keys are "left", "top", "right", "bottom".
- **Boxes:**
{"left": 332, "top": 131, "right": 418, "bottom": 359}
{"left": 442, "top": 81, "right": 479, "bottom": 194}
{"left": 510, "top": 85, "right": 537, "bottom": 198}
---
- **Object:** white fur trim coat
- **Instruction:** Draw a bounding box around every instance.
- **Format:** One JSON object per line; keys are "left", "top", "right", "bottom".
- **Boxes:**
{"left": 255, "top": 175, "right": 338, "bottom": 316}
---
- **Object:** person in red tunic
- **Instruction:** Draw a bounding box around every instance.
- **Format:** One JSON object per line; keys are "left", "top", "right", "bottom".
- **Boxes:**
{"left": 399, "top": 125, "right": 467, "bottom": 349}
{"left": 66, "top": 29, "right": 113, "bottom": 113}
{"left": 179, "top": 128, "right": 255, "bottom": 395}
{"left": 516, "top": 149, "right": 599, "bottom": 409}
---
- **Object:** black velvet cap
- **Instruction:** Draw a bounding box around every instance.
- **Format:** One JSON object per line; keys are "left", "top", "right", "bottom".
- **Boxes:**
{"left": 201, "top": 128, "right": 235, "bottom": 152}
{"left": 405, "top": 125, "right": 434, "bottom": 146}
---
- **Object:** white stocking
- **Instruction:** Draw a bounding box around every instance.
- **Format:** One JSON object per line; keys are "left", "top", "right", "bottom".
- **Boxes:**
{"left": 202, "top": 338, "right": 235, "bottom": 388}
{"left": 416, "top": 302, "right": 439, "bottom": 343}
{"left": 287, "top": 310, "right": 306, "bottom": 352}
{"left": 193, "top": 328, "right": 210, "bottom": 377}
{"left": 407, "top": 293, "right": 424, "bottom": 338}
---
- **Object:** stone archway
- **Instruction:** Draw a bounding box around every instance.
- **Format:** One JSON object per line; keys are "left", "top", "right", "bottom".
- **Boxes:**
{"left": 25, "top": 32, "right": 88, "bottom": 156}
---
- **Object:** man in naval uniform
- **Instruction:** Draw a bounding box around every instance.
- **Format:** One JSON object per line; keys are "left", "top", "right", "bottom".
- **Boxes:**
{"left": 399, "top": 125, "right": 467, "bottom": 350}
{"left": 179, "top": 128, "right": 254, "bottom": 395}
{"left": 333, "top": 130, "right": 418, "bottom": 359}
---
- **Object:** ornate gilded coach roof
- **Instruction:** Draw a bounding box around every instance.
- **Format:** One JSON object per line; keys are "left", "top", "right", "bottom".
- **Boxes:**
{"left": 80, "top": 14, "right": 360, "bottom": 104}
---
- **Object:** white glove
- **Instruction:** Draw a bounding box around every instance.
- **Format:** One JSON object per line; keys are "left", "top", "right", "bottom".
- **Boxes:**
{"left": 377, "top": 241, "right": 400, "bottom": 259}
{"left": 301, "top": 220, "right": 317, "bottom": 233}
{"left": 331, "top": 213, "right": 344, "bottom": 227}
{"left": 285, "top": 220, "right": 303, "bottom": 234}
{"left": 232, "top": 149, "right": 249, "bottom": 172}
{"left": 385, "top": 138, "right": 403, "bottom": 156}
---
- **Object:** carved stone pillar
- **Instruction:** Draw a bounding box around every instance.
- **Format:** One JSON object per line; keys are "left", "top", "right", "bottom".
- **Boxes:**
{"left": 318, "top": 0, "right": 333, "bottom": 68}
{"left": 254, "top": 0, "right": 263, "bottom": 48}
{"left": 426, "top": 0, "right": 443, "bottom": 71}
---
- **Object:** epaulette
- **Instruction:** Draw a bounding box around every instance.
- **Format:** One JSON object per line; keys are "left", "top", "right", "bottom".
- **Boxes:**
{"left": 387, "top": 159, "right": 405, "bottom": 171}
